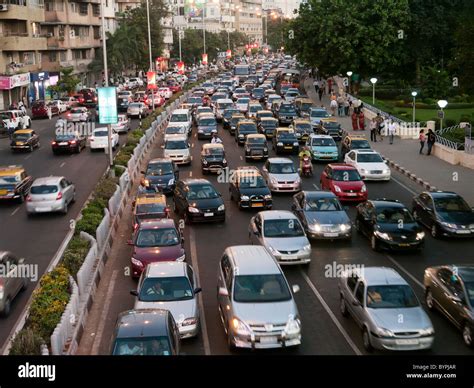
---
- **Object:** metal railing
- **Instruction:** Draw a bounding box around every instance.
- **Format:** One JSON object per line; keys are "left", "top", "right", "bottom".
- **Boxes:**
{"left": 434, "top": 124, "right": 465, "bottom": 150}
{"left": 346, "top": 93, "right": 407, "bottom": 125}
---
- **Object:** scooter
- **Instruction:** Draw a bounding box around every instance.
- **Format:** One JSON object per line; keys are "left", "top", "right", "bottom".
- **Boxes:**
{"left": 300, "top": 156, "right": 313, "bottom": 177}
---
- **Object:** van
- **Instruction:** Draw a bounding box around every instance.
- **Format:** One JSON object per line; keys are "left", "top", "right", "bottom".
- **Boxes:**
{"left": 169, "top": 109, "right": 192, "bottom": 135}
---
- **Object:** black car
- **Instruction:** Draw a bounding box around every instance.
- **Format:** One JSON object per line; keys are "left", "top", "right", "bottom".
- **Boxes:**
{"left": 277, "top": 103, "right": 298, "bottom": 125}
{"left": 10, "top": 130, "right": 40, "bottom": 152}
{"left": 251, "top": 87, "right": 265, "bottom": 102}
{"left": 110, "top": 309, "right": 180, "bottom": 355}
{"left": 412, "top": 191, "right": 474, "bottom": 238}
{"left": 244, "top": 134, "right": 268, "bottom": 161}
{"left": 317, "top": 120, "right": 343, "bottom": 141}
{"left": 201, "top": 143, "right": 227, "bottom": 174}
{"left": 222, "top": 108, "right": 240, "bottom": 130}
{"left": 117, "top": 97, "right": 131, "bottom": 112}
{"left": 229, "top": 113, "right": 245, "bottom": 135}
{"left": 78, "top": 89, "right": 97, "bottom": 107}
{"left": 141, "top": 158, "right": 178, "bottom": 195}
{"left": 52, "top": 132, "right": 87, "bottom": 154}
{"left": 273, "top": 129, "right": 299, "bottom": 154}
{"left": 229, "top": 167, "right": 272, "bottom": 210}
{"left": 355, "top": 199, "right": 425, "bottom": 251}
{"left": 173, "top": 179, "right": 225, "bottom": 223}
{"left": 235, "top": 120, "right": 258, "bottom": 146}
{"left": 258, "top": 117, "right": 278, "bottom": 139}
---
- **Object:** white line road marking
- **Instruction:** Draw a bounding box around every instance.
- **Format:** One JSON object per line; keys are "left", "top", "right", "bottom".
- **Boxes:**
{"left": 91, "top": 270, "right": 118, "bottom": 355}
{"left": 300, "top": 270, "right": 363, "bottom": 355}
{"left": 313, "top": 183, "right": 320, "bottom": 190}
{"left": 60, "top": 162, "right": 66, "bottom": 168}
{"left": 10, "top": 207, "right": 20, "bottom": 216}
{"left": 189, "top": 171, "right": 193, "bottom": 177}
{"left": 24, "top": 154, "right": 32, "bottom": 160}
{"left": 189, "top": 229, "right": 211, "bottom": 355}
{"left": 385, "top": 254, "right": 424, "bottom": 289}
{"left": 391, "top": 175, "right": 418, "bottom": 195}
{"left": 240, "top": 155, "right": 243, "bottom": 160}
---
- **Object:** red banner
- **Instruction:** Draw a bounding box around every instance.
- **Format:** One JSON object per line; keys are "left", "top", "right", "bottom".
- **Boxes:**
{"left": 202, "top": 53, "right": 208, "bottom": 65}
{"left": 177, "top": 61, "right": 185, "bottom": 75}
{"left": 226, "top": 50, "right": 231, "bottom": 59}
{"left": 147, "top": 71, "right": 157, "bottom": 90}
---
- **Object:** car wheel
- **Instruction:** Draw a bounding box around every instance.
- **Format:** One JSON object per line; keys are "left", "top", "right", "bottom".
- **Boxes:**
{"left": 431, "top": 224, "right": 439, "bottom": 239}
{"left": 425, "top": 289, "right": 435, "bottom": 310}
{"left": 371, "top": 234, "right": 380, "bottom": 251}
{"left": 1, "top": 298, "right": 11, "bottom": 317}
{"left": 362, "top": 327, "right": 373, "bottom": 352}
{"left": 227, "top": 324, "right": 236, "bottom": 351}
{"left": 462, "top": 323, "right": 473, "bottom": 347}
{"left": 340, "top": 295, "right": 349, "bottom": 317}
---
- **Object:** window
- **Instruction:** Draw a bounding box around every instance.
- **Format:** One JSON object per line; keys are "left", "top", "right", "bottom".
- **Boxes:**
{"left": 355, "top": 282, "right": 364, "bottom": 305}
{"left": 56, "top": 0, "right": 64, "bottom": 11}
{"left": 79, "top": 3, "right": 88, "bottom": 15}
{"left": 93, "top": 27, "right": 100, "bottom": 39}
{"left": 22, "top": 52, "right": 36, "bottom": 65}
{"left": 45, "top": 0, "right": 53, "bottom": 11}
{"left": 59, "top": 51, "right": 67, "bottom": 62}
{"left": 31, "top": 22, "right": 41, "bottom": 37}
{"left": 92, "top": 4, "right": 100, "bottom": 16}
{"left": 70, "top": 2, "right": 77, "bottom": 13}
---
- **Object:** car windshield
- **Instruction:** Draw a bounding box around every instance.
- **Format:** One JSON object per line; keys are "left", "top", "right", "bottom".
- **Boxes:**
{"left": 258, "top": 112, "right": 273, "bottom": 118}
{"left": 357, "top": 153, "right": 383, "bottom": 163}
{"left": 217, "top": 102, "right": 232, "bottom": 109}
{"left": 278, "top": 132, "right": 296, "bottom": 139}
{"left": 30, "top": 185, "right": 58, "bottom": 194}
{"left": 186, "top": 184, "right": 219, "bottom": 200}
{"left": 261, "top": 121, "right": 277, "bottom": 128}
{"left": 331, "top": 169, "right": 361, "bottom": 181}
{"left": 253, "top": 88, "right": 264, "bottom": 95}
{"left": 239, "top": 124, "right": 257, "bottom": 132}
{"left": 113, "top": 337, "right": 171, "bottom": 356}
{"left": 129, "top": 103, "right": 141, "bottom": 108}
{"left": 224, "top": 109, "right": 239, "bottom": 118}
{"left": 247, "top": 137, "right": 266, "bottom": 145}
{"left": 93, "top": 130, "right": 108, "bottom": 137}
{"left": 187, "top": 97, "right": 202, "bottom": 104}
{"left": 375, "top": 207, "right": 415, "bottom": 224}
{"left": 324, "top": 122, "right": 341, "bottom": 129}
{"left": 269, "top": 97, "right": 281, "bottom": 103}
{"left": 366, "top": 285, "right": 419, "bottom": 309}
{"left": 239, "top": 175, "right": 266, "bottom": 188}
{"left": 312, "top": 137, "right": 336, "bottom": 146}
{"left": 311, "top": 110, "right": 329, "bottom": 118}
{"left": 136, "top": 203, "right": 166, "bottom": 215}
{"left": 434, "top": 196, "right": 471, "bottom": 212}
{"left": 233, "top": 274, "right": 292, "bottom": 303}
{"left": 304, "top": 197, "right": 342, "bottom": 211}
{"left": 279, "top": 106, "right": 296, "bottom": 114}
{"left": 250, "top": 105, "right": 261, "bottom": 112}
{"left": 205, "top": 147, "right": 224, "bottom": 155}
{"left": 139, "top": 276, "right": 193, "bottom": 302}
{"left": 165, "top": 140, "right": 187, "bottom": 150}
{"left": 199, "top": 118, "right": 216, "bottom": 126}
{"left": 147, "top": 163, "right": 173, "bottom": 176}
{"left": 301, "top": 102, "right": 312, "bottom": 111}
{"left": 269, "top": 162, "right": 296, "bottom": 174}
{"left": 351, "top": 140, "right": 371, "bottom": 149}
{"left": 166, "top": 126, "right": 185, "bottom": 135}
{"left": 263, "top": 218, "right": 305, "bottom": 237}
{"left": 12, "top": 133, "right": 30, "bottom": 141}
{"left": 55, "top": 134, "right": 76, "bottom": 141}
{"left": 237, "top": 98, "right": 250, "bottom": 104}
{"left": 135, "top": 228, "right": 179, "bottom": 247}
{"left": 170, "top": 114, "right": 188, "bottom": 122}
{"left": 295, "top": 124, "right": 312, "bottom": 132}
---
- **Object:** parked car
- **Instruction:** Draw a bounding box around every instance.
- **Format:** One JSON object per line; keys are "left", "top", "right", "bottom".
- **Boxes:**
{"left": 229, "top": 166, "right": 272, "bottom": 210}
{"left": 320, "top": 164, "right": 367, "bottom": 202}
{"left": 262, "top": 157, "right": 301, "bottom": 193}
{"left": 10, "top": 129, "right": 40, "bottom": 152}
{"left": 201, "top": 143, "right": 227, "bottom": 174}
{"left": 0, "top": 251, "right": 28, "bottom": 317}
{"left": 51, "top": 132, "right": 87, "bottom": 154}
{"left": 89, "top": 127, "right": 119, "bottom": 151}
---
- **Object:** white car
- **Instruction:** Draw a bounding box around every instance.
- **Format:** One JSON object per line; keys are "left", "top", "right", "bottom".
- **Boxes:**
{"left": 1, "top": 110, "right": 31, "bottom": 130}
{"left": 127, "top": 77, "right": 144, "bottom": 89}
{"left": 236, "top": 97, "right": 250, "bottom": 113}
{"left": 247, "top": 103, "right": 262, "bottom": 119}
{"left": 266, "top": 94, "right": 282, "bottom": 110}
{"left": 162, "top": 134, "right": 191, "bottom": 165}
{"left": 127, "top": 102, "right": 149, "bottom": 118}
{"left": 26, "top": 176, "right": 75, "bottom": 215}
{"left": 344, "top": 149, "right": 391, "bottom": 181}
{"left": 50, "top": 100, "right": 68, "bottom": 113}
{"left": 67, "top": 107, "right": 91, "bottom": 122}
{"left": 111, "top": 114, "right": 131, "bottom": 134}
{"left": 59, "top": 96, "right": 78, "bottom": 110}
{"left": 158, "top": 87, "right": 173, "bottom": 99}
{"left": 214, "top": 98, "right": 233, "bottom": 120}
{"left": 164, "top": 124, "right": 187, "bottom": 141}
{"left": 89, "top": 127, "right": 119, "bottom": 151}
{"left": 169, "top": 109, "right": 192, "bottom": 135}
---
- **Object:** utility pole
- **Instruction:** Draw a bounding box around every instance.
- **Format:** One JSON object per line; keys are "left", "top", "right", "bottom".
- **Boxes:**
{"left": 146, "top": 0, "right": 155, "bottom": 111}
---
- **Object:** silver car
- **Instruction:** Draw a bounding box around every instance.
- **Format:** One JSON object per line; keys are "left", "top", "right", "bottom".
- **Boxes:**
{"left": 217, "top": 245, "right": 301, "bottom": 349}
{"left": 249, "top": 210, "right": 311, "bottom": 265}
{"left": 132, "top": 262, "right": 201, "bottom": 339}
{"left": 0, "top": 251, "right": 28, "bottom": 316}
{"left": 111, "top": 114, "right": 131, "bottom": 134}
{"left": 339, "top": 266, "right": 435, "bottom": 351}
{"left": 262, "top": 158, "right": 301, "bottom": 193}
{"left": 26, "top": 176, "right": 76, "bottom": 215}
{"left": 127, "top": 102, "right": 149, "bottom": 118}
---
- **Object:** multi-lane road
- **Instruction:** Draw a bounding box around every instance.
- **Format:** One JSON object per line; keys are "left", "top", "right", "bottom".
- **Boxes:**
{"left": 78, "top": 111, "right": 474, "bottom": 356}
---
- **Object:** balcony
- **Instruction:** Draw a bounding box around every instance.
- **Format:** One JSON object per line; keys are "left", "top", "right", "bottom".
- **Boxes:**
{"left": 60, "top": 58, "right": 93, "bottom": 73}
{"left": 44, "top": 9, "right": 100, "bottom": 26}
{"left": 0, "top": 3, "right": 45, "bottom": 21}
{"left": 0, "top": 33, "right": 47, "bottom": 51}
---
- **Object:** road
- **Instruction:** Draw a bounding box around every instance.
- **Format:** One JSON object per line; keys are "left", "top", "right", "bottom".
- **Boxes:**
{"left": 78, "top": 111, "right": 474, "bottom": 356}
{"left": 0, "top": 110, "right": 143, "bottom": 349}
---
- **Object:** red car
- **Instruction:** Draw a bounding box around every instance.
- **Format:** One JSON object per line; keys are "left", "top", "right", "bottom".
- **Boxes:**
{"left": 31, "top": 100, "right": 60, "bottom": 119}
{"left": 320, "top": 163, "right": 367, "bottom": 202}
{"left": 167, "top": 82, "right": 182, "bottom": 93}
{"left": 128, "top": 219, "right": 185, "bottom": 278}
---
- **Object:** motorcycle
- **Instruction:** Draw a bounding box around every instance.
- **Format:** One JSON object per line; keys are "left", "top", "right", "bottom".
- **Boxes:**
{"left": 300, "top": 155, "right": 313, "bottom": 177}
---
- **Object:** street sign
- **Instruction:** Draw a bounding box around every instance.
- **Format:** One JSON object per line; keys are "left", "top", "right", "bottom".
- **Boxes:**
{"left": 178, "top": 30, "right": 184, "bottom": 39}
{"left": 97, "top": 87, "right": 118, "bottom": 124}
{"left": 147, "top": 71, "right": 157, "bottom": 90}
{"left": 438, "top": 110, "right": 445, "bottom": 119}
{"left": 202, "top": 53, "right": 208, "bottom": 65}
{"left": 217, "top": 52, "right": 226, "bottom": 58}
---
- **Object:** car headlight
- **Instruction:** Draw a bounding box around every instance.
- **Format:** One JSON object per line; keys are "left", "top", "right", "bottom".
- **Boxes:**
{"left": 267, "top": 245, "right": 278, "bottom": 254}
{"left": 168, "top": 178, "right": 175, "bottom": 185}
{"left": 222, "top": 158, "right": 227, "bottom": 164}
{"left": 375, "top": 327, "right": 395, "bottom": 338}
{"left": 240, "top": 195, "right": 250, "bottom": 201}
{"left": 182, "top": 317, "right": 197, "bottom": 326}
{"left": 416, "top": 231, "right": 425, "bottom": 240}
{"left": 277, "top": 142, "right": 283, "bottom": 146}
{"left": 361, "top": 184, "right": 367, "bottom": 193}
{"left": 188, "top": 206, "right": 200, "bottom": 213}
{"left": 311, "top": 223, "right": 321, "bottom": 232}
{"left": 263, "top": 147, "right": 268, "bottom": 152}
{"left": 383, "top": 169, "right": 391, "bottom": 174}
{"left": 374, "top": 230, "right": 392, "bottom": 240}
{"left": 270, "top": 177, "right": 278, "bottom": 185}
{"left": 360, "top": 168, "right": 367, "bottom": 174}
{"left": 303, "top": 244, "right": 311, "bottom": 252}
{"left": 202, "top": 160, "right": 208, "bottom": 165}
{"left": 294, "top": 177, "right": 301, "bottom": 184}
{"left": 284, "top": 316, "right": 301, "bottom": 336}
{"left": 441, "top": 221, "right": 457, "bottom": 229}
{"left": 264, "top": 194, "right": 272, "bottom": 200}
{"left": 198, "top": 129, "right": 203, "bottom": 133}
{"left": 293, "top": 142, "right": 299, "bottom": 146}
{"left": 333, "top": 185, "right": 342, "bottom": 193}
{"left": 232, "top": 318, "right": 251, "bottom": 336}
{"left": 239, "top": 134, "right": 244, "bottom": 138}
{"left": 218, "top": 204, "right": 225, "bottom": 211}
{"left": 419, "top": 327, "right": 434, "bottom": 336}
{"left": 176, "top": 254, "right": 186, "bottom": 262}
{"left": 131, "top": 257, "right": 144, "bottom": 268}
{"left": 340, "top": 223, "right": 351, "bottom": 232}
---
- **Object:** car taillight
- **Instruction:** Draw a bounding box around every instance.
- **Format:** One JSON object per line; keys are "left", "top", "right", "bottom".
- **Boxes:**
{"left": 94, "top": 97, "right": 97, "bottom": 102}
{"left": 56, "top": 192, "right": 63, "bottom": 200}
{"left": 51, "top": 141, "right": 57, "bottom": 145}
{"left": 69, "top": 140, "right": 76, "bottom": 145}
{"left": 26, "top": 195, "right": 32, "bottom": 202}
{"left": 67, "top": 113, "right": 71, "bottom": 117}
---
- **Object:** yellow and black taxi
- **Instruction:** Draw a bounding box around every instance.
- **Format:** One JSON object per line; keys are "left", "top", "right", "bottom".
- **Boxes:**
{"left": 10, "top": 129, "right": 40, "bottom": 152}
{"left": 244, "top": 133, "right": 268, "bottom": 161}
{"left": 229, "top": 166, "right": 272, "bottom": 210}
{"left": 316, "top": 118, "right": 343, "bottom": 141}
{"left": 258, "top": 117, "right": 278, "bottom": 139}
{"left": 341, "top": 134, "right": 371, "bottom": 159}
{"left": 255, "top": 109, "right": 274, "bottom": 124}
{"left": 0, "top": 165, "right": 33, "bottom": 203}
{"left": 291, "top": 118, "right": 313, "bottom": 144}
{"left": 132, "top": 192, "right": 169, "bottom": 230}
{"left": 272, "top": 127, "right": 300, "bottom": 155}
{"left": 235, "top": 120, "right": 258, "bottom": 146}
{"left": 295, "top": 97, "right": 313, "bottom": 118}
{"left": 201, "top": 143, "right": 227, "bottom": 174}
{"left": 229, "top": 112, "right": 246, "bottom": 136}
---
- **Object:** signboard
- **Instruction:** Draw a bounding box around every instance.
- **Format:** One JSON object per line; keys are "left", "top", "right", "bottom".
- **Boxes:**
{"left": 438, "top": 110, "right": 445, "bottom": 119}
{"left": 202, "top": 53, "right": 208, "bottom": 65}
{"left": 177, "top": 61, "right": 185, "bottom": 75}
{"left": 184, "top": 0, "right": 204, "bottom": 21}
{"left": 0, "top": 73, "right": 31, "bottom": 90}
{"left": 97, "top": 87, "right": 118, "bottom": 124}
{"left": 147, "top": 71, "right": 157, "bottom": 90}
{"left": 226, "top": 49, "right": 231, "bottom": 59}
{"left": 217, "top": 52, "right": 226, "bottom": 58}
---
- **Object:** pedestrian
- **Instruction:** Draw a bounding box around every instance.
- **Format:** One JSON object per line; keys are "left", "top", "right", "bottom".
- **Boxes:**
{"left": 337, "top": 95, "right": 344, "bottom": 116}
{"left": 358, "top": 110, "right": 365, "bottom": 130}
{"left": 419, "top": 129, "right": 426, "bottom": 154}
{"left": 427, "top": 129, "right": 436, "bottom": 155}
{"left": 7, "top": 118, "right": 15, "bottom": 139}
{"left": 330, "top": 98, "right": 338, "bottom": 116}
{"left": 351, "top": 111, "right": 359, "bottom": 130}
{"left": 388, "top": 120, "right": 396, "bottom": 144}
{"left": 318, "top": 87, "right": 323, "bottom": 102}
{"left": 327, "top": 78, "right": 333, "bottom": 94}
{"left": 370, "top": 118, "right": 377, "bottom": 142}
{"left": 313, "top": 79, "right": 319, "bottom": 94}
{"left": 375, "top": 113, "right": 384, "bottom": 141}
{"left": 47, "top": 104, "right": 52, "bottom": 120}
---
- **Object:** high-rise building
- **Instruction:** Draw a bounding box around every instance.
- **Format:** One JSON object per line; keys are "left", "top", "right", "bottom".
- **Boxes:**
{"left": 263, "top": 0, "right": 300, "bottom": 18}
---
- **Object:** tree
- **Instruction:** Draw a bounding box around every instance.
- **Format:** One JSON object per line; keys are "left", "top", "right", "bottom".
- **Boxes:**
{"left": 266, "top": 17, "right": 290, "bottom": 51}
{"left": 48, "top": 67, "right": 80, "bottom": 96}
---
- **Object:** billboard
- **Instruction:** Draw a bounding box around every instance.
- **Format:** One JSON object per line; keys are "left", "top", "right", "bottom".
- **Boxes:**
{"left": 147, "top": 71, "right": 157, "bottom": 90}
{"left": 202, "top": 53, "right": 208, "bottom": 65}
{"left": 185, "top": 0, "right": 204, "bottom": 21}
{"left": 97, "top": 87, "right": 118, "bottom": 124}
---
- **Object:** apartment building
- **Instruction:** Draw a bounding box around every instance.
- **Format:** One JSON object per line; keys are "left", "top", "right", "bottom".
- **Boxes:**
{"left": 263, "top": 0, "right": 300, "bottom": 18}
{"left": 235, "top": 0, "right": 263, "bottom": 43}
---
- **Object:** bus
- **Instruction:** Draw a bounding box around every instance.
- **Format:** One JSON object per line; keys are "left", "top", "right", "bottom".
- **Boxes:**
{"left": 234, "top": 64, "right": 250, "bottom": 83}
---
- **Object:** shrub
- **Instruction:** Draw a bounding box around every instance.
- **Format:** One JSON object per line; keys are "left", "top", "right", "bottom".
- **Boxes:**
{"left": 27, "top": 266, "right": 71, "bottom": 342}
{"left": 81, "top": 198, "right": 107, "bottom": 215}
{"left": 114, "top": 165, "right": 125, "bottom": 177}
{"left": 75, "top": 211, "right": 104, "bottom": 236}
{"left": 10, "top": 328, "right": 45, "bottom": 355}
{"left": 62, "top": 236, "right": 90, "bottom": 278}
{"left": 94, "top": 178, "right": 118, "bottom": 202}
{"left": 114, "top": 152, "right": 131, "bottom": 167}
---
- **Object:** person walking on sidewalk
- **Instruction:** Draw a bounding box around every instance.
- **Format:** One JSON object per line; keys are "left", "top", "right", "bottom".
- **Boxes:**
{"left": 337, "top": 94, "right": 345, "bottom": 116}
{"left": 427, "top": 129, "right": 436, "bottom": 155}
{"left": 318, "top": 84, "right": 324, "bottom": 101}
{"left": 313, "top": 79, "right": 319, "bottom": 94}
{"left": 375, "top": 113, "right": 384, "bottom": 141}
{"left": 388, "top": 120, "right": 396, "bottom": 144}
{"left": 351, "top": 111, "right": 359, "bottom": 130}
{"left": 330, "top": 97, "right": 338, "bottom": 116}
{"left": 370, "top": 118, "right": 377, "bottom": 142}
{"left": 358, "top": 110, "right": 365, "bottom": 130}
{"left": 419, "top": 129, "right": 426, "bottom": 154}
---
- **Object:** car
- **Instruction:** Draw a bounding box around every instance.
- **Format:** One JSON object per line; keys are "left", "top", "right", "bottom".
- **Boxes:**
{"left": 280, "top": 84, "right": 292, "bottom": 97}
{"left": 229, "top": 166, "right": 272, "bottom": 210}
{"left": 202, "top": 82, "right": 215, "bottom": 95}
{"left": 59, "top": 96, "right": 79, "bottom": 110}
{"left": 215, "top": 98, "right": 234, "bottom": 121}
{"left": 129, "top": 219, "right": 185, "bottom": 278}
{"left": 26, "top": 176, "right": 75, "bottom": 215}
{"left": 235, "top": 120, "right": 258, "bottom": 146}
{"left": 284, "top": 90, "right": 299, "bottom": 103}
{"left": 229, "top": 113, "right": 246, "bottom": 135}
{"left": 232, "top": 87, "right": 247, "bottom": 101}
{"left": 127, "top": 102, "right": 149, "bottom": 118}
{"left": 307, "top": 134, "right": 339, "bottom": 161}
{"left": 0, "top": 165, "right": 33, "bottom": 203}
{"left": 344, "top": 149, "right": 391, "bottom": 181}
{"left": 292, "top": 191, "right": 351, "bottom": 240}
{"left": 222, "top": 108, "right": 240, "bottom": 130}
{"left": 309, "top": 107, "right": 331, "bottom": 128}
{"left": 249, "top": 210, "right": 311, "bottom": 265}
{"left": 173, "top": 179, "right": 225, "bottom": 223}
{"left": 117, "top": 90, "right": 133, "bottom": 100}
{"left": 0, "top": 251, "right": 28, "bottom": 316}
{"left": 1, "top": 110, "right": 31, "bottom": 130}
{"left": 111, "top": 114, "right": 131, "bottom": 134}
{"left": 272, "top": 128, "right": 299, "bottom": 154}
{"left": 31, "top": 100, "right": 59, "bottom": 119}
{"left": 147, "top": 93, "right": 165, "bottom": 108}
{"left": 355, "top": 199, "right": 425, "bottom": 251}
{"left": 201, "top": 143, "right": 227, "bottom": 174}
{"left": 49, "top": 99, "right": 68, "bottom": 113}
{"left": 117, "top": 96, "right": 132, "bottom": 112}
{"left": 266, "top": 94, "right": 282, "bottom": 110}
{"left": 164, "top": 124, "right": 187, "bottom": 141}
{"left": 412, "top": 191, "right": 474, "bottom": 238}
{"left": 169, "top": 109, "right": 192, "bottom": 135}
{"left": 10, "top": 129, "right": 40, "bottom": 152}
{"left": 320, "top": 164, "right": 368, "bottom": 202}
{"left": 244, "top": 134, "right": 268, "bottom": 161}
{"left": 317, "top": 118, "right": 343, "bottom": 141}
{"left": 255, "top": 110, "right": 273, "bottom": 123}
{"left": 158, "top": 87, "right": 173, "bottom": 99}
{"left": 339, "top": 267, "right": 434, "bottom": 351}
{"left": 236, "top": 97, "right": 250, "bottom": 113}
{"left": 131, "top": 262, "right": 201, "bottom": 339}
{"left": 276, "top": 102, "right": 298, "bottom": 126}
{"left": 134, "top": 91, "right": 147, "bottom": 103}
{"left": 423, "top": 265, "right": 474, "bottom": 347}
{"left": 167, "top": 81, "right": 181, "bottom": 93}
{"left": 262, "top": 157, "right": 301, "bottom": 193}
{"left": 51, "top": 131, "right": 87, "bottom": 154}
{"left": 89, "top": 127, "right": 119, "bottom": 151}
{"left": 217, "top": 245, "right": 302, "bottom": 349}
{"left": 193, "top": 106, "right": 213, "bottom": 125}
{"left": 211, "top": 93, "right": 227, "bottom": 105}
{"left": 295, "top": 97, "right": 313, "bottom": 118}
{"left": 251, "top": 87, "right": 265, "bottom": 102}
{"left": 132, "top": 192, "right": 169, "bottom": 229}
{"left": 127, "top": 77, "right": 144, "bottom": 89}
{"left": 110, "top": 309, "right": 180, "bottom": 355}
{"left": 341, "top": 134, "right": 371, "bottom": 159}
{"left": 197, "top": 114, "right": 218, "bottom": 140}
{"left": 162, "top": 135, "right": 191, "bottom": 165}
{"left": 141, "top": 158, "right": 178, "bottom": 195}
{"left": 258, "top": 117, "right": 278, "bottom": 139}
{"left": 67, "top": 107, "right": 92, "bottom": 122}
{"left": 291, "top": 118, "right": 312, "bottom": 144}
{"left": 78, "top": 88, "right": 97, "bottom": 107}
{"left": 247, "top": 103, "right": 263, "bottom": 119}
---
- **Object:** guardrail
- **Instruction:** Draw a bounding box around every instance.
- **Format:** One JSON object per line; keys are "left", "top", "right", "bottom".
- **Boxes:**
{"left": 434, "top": 124, "right": 465, "bottom": 150}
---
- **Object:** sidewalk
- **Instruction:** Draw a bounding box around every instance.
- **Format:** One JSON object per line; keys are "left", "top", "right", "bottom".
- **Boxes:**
{"left": 303, "top": 77, "right": 474, "bottom": 204}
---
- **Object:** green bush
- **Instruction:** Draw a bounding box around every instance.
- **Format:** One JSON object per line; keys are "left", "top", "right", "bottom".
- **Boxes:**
{"left": 75, "top": 211, "right": 104, "bottom": 236}
{"left": 114, "top": 165, "right": 125, "bottom": 177}
{"left": 114, "top": 152, "right": 131, "bottom": 167}
{"left": 10, "top": 328, "right": 45, "bottom": 355}
{"left": 27, "top": 266, "right": 71, "bottom": 343}
{"left": 62, "top": 236, "right": 90, "bottom": 278}
{"left": 81, "top": 198, "right": 107, "bottom": 215}
{"left": 94, "top": 178, "right": 118, "bottom": 202}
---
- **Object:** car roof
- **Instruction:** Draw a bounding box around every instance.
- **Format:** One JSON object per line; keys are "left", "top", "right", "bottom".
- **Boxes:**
{"left": 32, "top": 176, "right": 63, "bottom": 186}
{"left": 370, "top": 199, "right": 404, "bottom": 208}
{"left": 267, "top": 157, "right": 293, "bottom": 164}
{"left": 226, "top": 245, "right": 281, "bottom": 276}
{"left": 352, "top": 149, "right": 379, "bottom": 154}
{"left": 0, "top": 166, "right": 24, "bottom": 176}
{"left": 309, "top": 134, "right": 333, "bottom": 139}
{"left": 171, "top": 109, "right": 189, "bottom": 114}
{"left": 202, "top": 143, "right": 224, "bottom": 150}
{"left": 182, "top": 178, "right": 212, "bottom": 186}
{"left": 135, "top": 194, "right": 167, "bottom": 206}
{"left": 137, "top": 218, "right": 175, "bottom": 229}
{"left": 165, "top": 134, "right": 187, "bottom": 141}
{"left": 246, "top": 134, "right": 266, "bottom": 139}
{"left": 259, "top": 210, "right": 297, "bottom": 220}
{"left": 276, "top": 127, "right": 294, "bottom": 133}
{"left": 116, "top": 309, "right": 170, "bottom": 338}
{"left": 145, "top": 261, "right": 187, "bottom": 278}
{"left": 427, "top": 191, "right": 461, "bottom": 198}
{"left": 328, "top": 163, "right": 358, "bottom": 171}
{"left": 354, "top": 267, "right": 408, "bottom": 286}
{"left": 302, "top": 190, "right": 337, "bottom": 199}
{"left": 238, "top": 120, "right": 256, "bottom": 125}
{"left": 14, "top": 129, "right": 33, "bottom": 134}
{"left": 148, "top": 158, "right": 173, "bottom": 164}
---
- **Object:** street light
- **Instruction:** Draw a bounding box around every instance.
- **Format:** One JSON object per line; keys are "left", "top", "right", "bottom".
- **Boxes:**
{"left": 346, "top": 71, "right": 353, "bottom": 93}
{"left": 411, "top": 91, "right": 417, "bottom": 125}
{"left": 146, "top": 0, "right": 154, "bottom": 111}
{"left": 370, "top": 77, "right": 378, "bottom": 105}
{"left": 437, "top": 99, "right": 448, "bottom": 131}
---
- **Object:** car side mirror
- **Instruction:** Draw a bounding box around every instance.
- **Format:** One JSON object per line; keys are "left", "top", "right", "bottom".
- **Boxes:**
{"left": 292, "top": 285, "right": 300, "bottom": 294}
{"left": 194, "top": 287, "right": 202, "bottom": 294}
{"left": 130, "top": 290, "right": 138, "bottom": 296}
{"left": 218, "top": 287, "right": 229, "bottom": 297}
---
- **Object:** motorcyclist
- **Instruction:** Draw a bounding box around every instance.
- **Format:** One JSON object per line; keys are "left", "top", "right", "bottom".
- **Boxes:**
{"left": 298, "top": 146, "right": 313, "bottom": 174}
{"left": 210, "top": 132, "right": 222, "bottom": 144}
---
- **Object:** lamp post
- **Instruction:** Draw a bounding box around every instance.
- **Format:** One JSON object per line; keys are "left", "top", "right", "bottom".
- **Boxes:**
{"left": 346, "top": 71, "right": 353, "bottom": 94}
{"left": 370, "top": 77, "right": 378, "bottom": 105}
{"left": 411, "top": 91, "right": 417, "bottom": 125}
{"left": 437, "top": 99, "right": 448, "bottom": 131}
{"left": 146, "top": 0, "right": 154, "bottom": 111}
